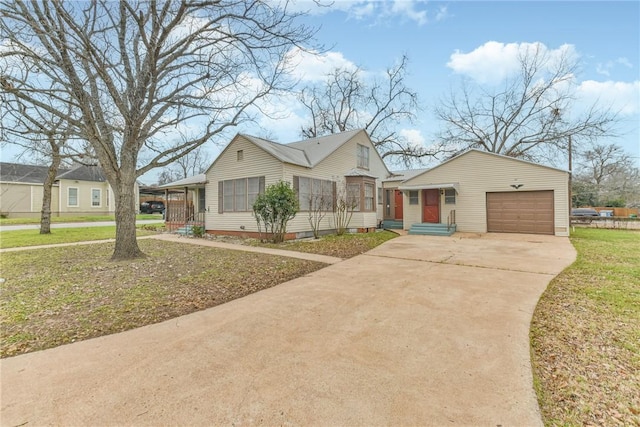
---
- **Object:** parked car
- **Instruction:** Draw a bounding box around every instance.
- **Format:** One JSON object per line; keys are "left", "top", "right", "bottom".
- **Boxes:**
{"left": 140, "top": 201, "right": 165, "bottom": 214}
{"left": 571, "top": 208, "right": 599, "bottom": 217}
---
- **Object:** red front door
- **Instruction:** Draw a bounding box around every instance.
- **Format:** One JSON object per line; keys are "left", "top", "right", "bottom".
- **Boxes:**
{"left": 423, "top": 189, "right": 439, "bottom": 223}
{"left": 394, "top": 190, "right": 403, "bottom": 220}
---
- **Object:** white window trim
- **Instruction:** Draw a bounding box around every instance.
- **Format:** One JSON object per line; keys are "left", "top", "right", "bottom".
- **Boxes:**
{"left": 91, "top": 188, "right": 102, "bottom": 208}
{"left": 67, "top": 187, "right": 79, "bottom": 207}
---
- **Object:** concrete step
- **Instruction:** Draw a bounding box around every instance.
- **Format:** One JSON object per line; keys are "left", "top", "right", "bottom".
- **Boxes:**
{"left": 408, "top": 223, "right": 456, "bottom": 236}
{"left": 382, "top": 219, "right": 404, "bottom": 229}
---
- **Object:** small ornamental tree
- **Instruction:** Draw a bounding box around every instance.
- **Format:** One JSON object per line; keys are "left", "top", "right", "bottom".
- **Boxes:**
{"left": 333, "top": 183, "right": 359, "bottom": 236}
{"left": 253, "top": 181, "right": 299, "bottom": 243}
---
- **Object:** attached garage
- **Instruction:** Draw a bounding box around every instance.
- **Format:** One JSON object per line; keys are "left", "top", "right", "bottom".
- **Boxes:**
{"left": 486, "top": 190, "right": 554, "bottom": 235}
{"left": 392, "top": 149, "right": 570, "bottom": 236}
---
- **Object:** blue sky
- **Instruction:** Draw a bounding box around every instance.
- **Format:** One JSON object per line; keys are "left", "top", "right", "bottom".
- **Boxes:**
{"left": 232, "top": 0, "right": 639, "bottom": 182}
{"left": 2, "top": 1, "right": 638, "bottom": 183}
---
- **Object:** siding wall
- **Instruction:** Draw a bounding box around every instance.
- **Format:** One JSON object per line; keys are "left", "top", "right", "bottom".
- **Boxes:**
{"left": 0, "top": 183, "right": 32, "bottom": 215}
{"left": 402, "top": 151, "right": 569, "bottom": 236}
{"left": 205, "top": 135, "right": 286, "bottom": 232}
{"left": 57, "top": 179, "right": 112, "bottom": 215}
{"left": 283, "top": 132, "right": 388, "bottom": 233}
{"left": 206, "top": 132, "right": 390, "bottom": 235}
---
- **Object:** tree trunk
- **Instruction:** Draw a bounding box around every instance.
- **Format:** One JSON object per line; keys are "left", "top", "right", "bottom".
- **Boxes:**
{"left": 40, "top": 150, "right": 61, "bottom": 234}
{"left": 111, "top": 173, "right": 145, "bottom": 260}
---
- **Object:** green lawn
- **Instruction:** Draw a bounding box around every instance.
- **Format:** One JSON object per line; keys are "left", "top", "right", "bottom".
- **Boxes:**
{"left": 0, "top": 213, "right": 162, "bottom": 225}
{"left": 0, "top": 226, "right": 159, "bottom": 249}
{"left": 531, "top": 228, "right": 640, "bottom": 426}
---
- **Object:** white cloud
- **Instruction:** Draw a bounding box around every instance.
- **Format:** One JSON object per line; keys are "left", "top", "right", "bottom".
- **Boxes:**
{"left": 286, "top": 0, "right": 438, "bottom": 25}
{"left": 400, "top": 128, "right": 425, "bottom": 148}
{"left": 596, "top": 57, "right": 633, "bottom": 77}
{"left": 286, "top": 48, "right": 358, "bottom": 82}
{"left": 447, "top": 41, "right": 577, "bottom": 85}
{"left": 577, "top": 80, "right": 640, "bottom": 115}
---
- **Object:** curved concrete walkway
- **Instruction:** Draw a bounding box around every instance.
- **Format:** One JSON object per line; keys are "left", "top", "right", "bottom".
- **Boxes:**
{"left": 0, "top": 233, "right": 576, "bottom": 426}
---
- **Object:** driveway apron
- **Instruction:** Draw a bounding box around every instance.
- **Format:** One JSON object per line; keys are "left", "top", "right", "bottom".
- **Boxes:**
{"left": 0, "top": 233, "right": 576, "bottom": 426}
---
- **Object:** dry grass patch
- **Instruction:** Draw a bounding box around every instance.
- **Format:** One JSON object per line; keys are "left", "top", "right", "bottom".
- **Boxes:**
{"left": 531, "top": 228, "right": 640, "bottom": 426}
{"left": 249, "top": 230, "right": 398, "bottom": 259}
{"left": 0, "top": 239, "right": 326, "bottom": 358}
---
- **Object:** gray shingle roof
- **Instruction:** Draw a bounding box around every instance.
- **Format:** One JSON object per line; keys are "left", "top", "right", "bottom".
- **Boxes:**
{"left": 241, "top": 129, "right": 363, "bottom": 168}
{"left": 55, "top": 165, "right": 106, "bottom": 182}
{"left": 158, "top": 173, "right": 207, "bottom": 188}
{"left": 0, "top": 162, "right": 58, "bottom": 184}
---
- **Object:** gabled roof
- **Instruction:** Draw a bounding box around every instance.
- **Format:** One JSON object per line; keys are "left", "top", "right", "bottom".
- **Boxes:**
{"left": 286, "top": 129, "right": 362, "bottom": 167}
{"left": 0, "top": 162, "right": 59, "bottom": 184}
{"left": 56, "top": 165, "right": 106, "bottom": 182}
{"left": 240, "top": 129, "right": 364, "bottom": 168}
{"left": 243, "top": 135, "right": 310, "bottom": 167}
{"left": 404, "top": 149, "right": 569, "bottom": 183}
{"left": 385, "top": 168, "right": 430, "bottom": 182}
{"left": 158, "top": 173, "right": 208, "bottom": 189}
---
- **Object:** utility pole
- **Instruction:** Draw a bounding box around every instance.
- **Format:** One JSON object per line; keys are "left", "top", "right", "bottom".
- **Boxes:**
{"left": 568, "top": 135, "right": 573, "bottom": 212}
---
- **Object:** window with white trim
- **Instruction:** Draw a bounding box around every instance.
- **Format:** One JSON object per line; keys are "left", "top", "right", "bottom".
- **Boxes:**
{"left": 409, "top": 190, "right": 419, "bottom": 205}
{"left": 91, "top": 188, "right": 101, "bottom": 207}
{"left": 445, "top": 189, "right": 456, "bottom": 204}
{"left": 357, "top": 144, "right": 370, "bottom": 169}
{"left": 68, "top": 187, "right": 79, "bottom": 207}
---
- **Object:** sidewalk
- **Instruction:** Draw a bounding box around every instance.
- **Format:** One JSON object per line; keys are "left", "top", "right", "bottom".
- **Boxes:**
{"left": 0, "top": 233, "right": 343, "bottom": 265}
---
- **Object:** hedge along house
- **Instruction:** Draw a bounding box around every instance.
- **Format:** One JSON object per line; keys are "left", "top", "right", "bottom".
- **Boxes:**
{"left": 388, "top": 149, "right": 570, "bottom": 237}
{"left": 203, "top": 129, "right": 391, "bottom": 239}
{"left": 0, "top": 162, "right": 128, "bottom": 218}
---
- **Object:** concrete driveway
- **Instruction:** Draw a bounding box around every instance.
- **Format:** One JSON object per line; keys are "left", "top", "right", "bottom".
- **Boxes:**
{"left": 0, "top": 233, "right": 576, "bottom": 426}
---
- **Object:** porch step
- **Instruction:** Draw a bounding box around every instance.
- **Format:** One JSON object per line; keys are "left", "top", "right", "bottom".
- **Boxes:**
{"left": 175, "top": 225, "right": 194, "bottom": 236}
{"left": 383, "top": 219, "right": 404, "bottom": 229}
{"left": 408, "top": 223, "right": 456, "bottom": 236}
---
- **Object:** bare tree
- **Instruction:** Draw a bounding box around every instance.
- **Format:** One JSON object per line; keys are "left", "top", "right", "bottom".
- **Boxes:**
{"left": 299, "top": 55, "right": 446, "bottom": 166}
{"left": 157, "top": 145, "right": 210, "bottom": 185}
{"left": 572, "top": 143, "right": 639, "bottom": 207}
{"left": 0, "top": 97, "right": 93, "bottom": 233}
{"left": 332, "top": 182, "right": 358, "bottom": 235}
{"left": 435, "top": 44, "right": 619, "bottom": 161}
{"left": 1, "top": 0, "right": 316, "bottom": 259}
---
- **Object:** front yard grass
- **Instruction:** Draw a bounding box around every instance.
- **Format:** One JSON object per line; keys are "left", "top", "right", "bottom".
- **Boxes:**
{"left": 0, "top": 239, "right": 326, "bottom": 358}
{"left": 531, "top": 228, "right": 640, "bottom": 426}
{"left": 249, "top": 230, "right": 398, "bottom": 259}
{"left": 0, "top": 226, "right": 159, "bottom": 249}
{"left": 0, "top": 213, "right": 162, "bottom": 225}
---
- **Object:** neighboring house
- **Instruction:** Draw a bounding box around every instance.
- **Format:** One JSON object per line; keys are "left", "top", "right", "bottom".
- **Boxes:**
{"left": 0, "top": 162, "right": 137, "bottom": 218}
{"left": 160, "top": 130, "right": 569, "bottom": 238}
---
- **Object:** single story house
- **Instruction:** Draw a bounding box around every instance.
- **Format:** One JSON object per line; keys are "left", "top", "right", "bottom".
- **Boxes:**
{"left": 160, "top": 130, "right": 569, "bottom": 238}
{"left": 385, "top": 149, "right": 570, "bottom": 236}
{"left": 0, "top": 162, "right": 137, "bottom": 218}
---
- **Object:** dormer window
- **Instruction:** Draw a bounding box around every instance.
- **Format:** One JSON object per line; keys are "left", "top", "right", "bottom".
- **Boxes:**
{"left": 357, "top": 144, "right": 369, "bottom": 169}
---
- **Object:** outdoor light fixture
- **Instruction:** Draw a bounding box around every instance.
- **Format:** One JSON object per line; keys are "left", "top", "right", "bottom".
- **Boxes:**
{"left": 510, "top": 184, "right": 524, "bottom": 190}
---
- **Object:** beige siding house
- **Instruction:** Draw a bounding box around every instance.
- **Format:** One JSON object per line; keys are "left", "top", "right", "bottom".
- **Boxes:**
{"left": 0, "top": 162, "right": 133, "bottom": 218}
{"left": 202, "top": 129, "right": 391, "bottom": 239}
{"left": 386, "top": 150, "right": 570, "bottom": 236}
{"left": 160, "top": 132, "right": 569, "bottom": 238}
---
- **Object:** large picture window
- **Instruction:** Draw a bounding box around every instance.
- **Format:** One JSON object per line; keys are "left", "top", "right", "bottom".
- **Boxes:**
{"left": 357, "top": 144, "right": 370, "bottom": 169}
{"left": 219, "top": 176, "right": 264, "bottom": 212}
{"left": 294, "top": 176, "right": 335, "bottom": 211}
